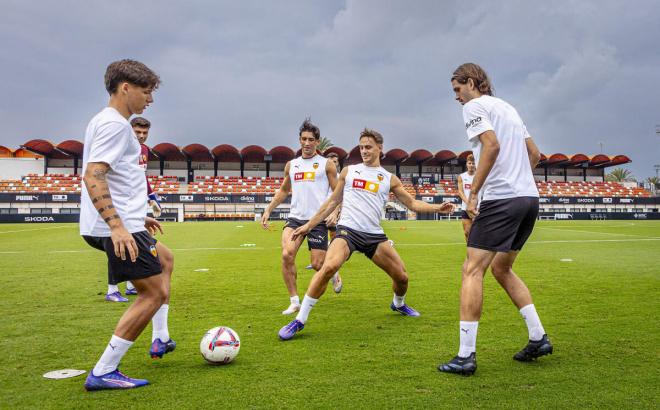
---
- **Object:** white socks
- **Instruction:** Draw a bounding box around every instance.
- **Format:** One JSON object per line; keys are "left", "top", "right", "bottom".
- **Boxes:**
{"left": 295, "top": 295, "right": 318, "bottom": 324}
{"left": 152, "top": 304, "right": 170, "bottom": 342}
{"left": 520, "top": 304, "right": 545, "bottom": 341}
{"left": 126, "top": 281, "right": 135, "bottom": 290}
{"left": 393, "top": 293, "right": 406, "bottom": 308}
{"left": 92, "top": 335, "right": 133, "bottom": 376}
{"left": 290, "top": 295, "right": 300, "bottom": 306}
{"left": 458, "top": 321, "right": 479, "bottom": 358}
{"left": 107, "top": 284, "right": 119, "bottom": 294}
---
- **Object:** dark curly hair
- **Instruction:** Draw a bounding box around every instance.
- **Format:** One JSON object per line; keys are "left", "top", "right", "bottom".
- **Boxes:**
{"left": 299, "top": 118, "right": 321, "bottom": 140}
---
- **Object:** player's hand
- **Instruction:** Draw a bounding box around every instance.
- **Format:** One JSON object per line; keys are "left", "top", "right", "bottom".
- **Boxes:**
{"left": 110, "top": 226, "right": 138, "bottom": 262}
{"left": 437, "top": 201, "right": 455, "bottom": 214}
{"left": 324, "top": 211, "right": 339, "bottom": 227}
{"left": 144, "top": 216, "right": 164, "bottom": 236}
{"left": 260, "top": 210, "right": 271, "bottom": 229}
{"left": 467, "top": 195, "right": 479, "bottom": 219}
{"left": 148, "top": 193, "right": 162, "bottom": 217}
{"left": 291, "top": 224, "right": 311, "bottom": 241}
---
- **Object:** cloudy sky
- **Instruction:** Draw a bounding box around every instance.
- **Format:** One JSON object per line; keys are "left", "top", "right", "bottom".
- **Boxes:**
{"left": 1, "top": 0, "right": 658, "bottom": 179}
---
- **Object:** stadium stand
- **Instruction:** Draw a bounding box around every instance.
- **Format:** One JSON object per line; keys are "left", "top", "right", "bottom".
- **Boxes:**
{"left": 0, "top": 140, "right": 657, "bottom": 223}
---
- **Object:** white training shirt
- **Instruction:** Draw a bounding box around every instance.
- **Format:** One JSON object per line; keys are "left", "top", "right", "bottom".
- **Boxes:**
{"left": 338, "top": 163, "right": 391, "bottom": 234}
{"left": 462, "top": 95, "right": 539, "bottom": 201}
{"left": 288, "top": 154, "right": 330, "bottom": 220}
{"left": 459, "top": 171, "right": 474, "bottom": 210}
{"left": 80, "top": 107, "right": 148, "bottom": 237}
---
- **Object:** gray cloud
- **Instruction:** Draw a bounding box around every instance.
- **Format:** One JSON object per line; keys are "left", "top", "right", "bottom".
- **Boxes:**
{"left": 0, "top": 0, "right": 658, "bottom": 179}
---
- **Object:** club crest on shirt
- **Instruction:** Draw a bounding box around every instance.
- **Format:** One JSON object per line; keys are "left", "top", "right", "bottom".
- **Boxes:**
{"left": 294, "top": 172, "right": 315, "bottom": 182}
{"left": 377, "top": 173, "right": 384, "bottom": 182}
{"left": 352, "top": 178, "right": 379, "bottom": 194}
{"left": 150, "top": 245, "right": 158, "bottom": 257}
{"left": 313, "top": 162, "right": 319, "bottom": 169}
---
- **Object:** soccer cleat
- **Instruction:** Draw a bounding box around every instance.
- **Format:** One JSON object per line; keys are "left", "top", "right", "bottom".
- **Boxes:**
{"left": 125, "top": 288, "right": 138, "bottom": 295}
{"left": 84, "top": 368, "right": 149, "bottom": 391}
{"left": 105, "top": 291, "right": 129, "bottom": 302}
{"left": 390, "top": 302, "right": 421, "bottom": 317}
{"left": 281, "top": 303, "right": 301, "bottom": 315}
{"left": 331, "top": 272, "right": 343, "bottom": 293}
{"left": 278, "top": 319, "right": 305, "bottom": 340}
{"left": 305, "top": 264, "right": 313, "bottom": 270}
{"left": 149, "top": 338, "right": 177, "bottom": 359}
{"left": 437, "top": 353, "right": 477, "bottom": 376}
{"left": 513, "top": 334, "right": 553, "bottom": 362}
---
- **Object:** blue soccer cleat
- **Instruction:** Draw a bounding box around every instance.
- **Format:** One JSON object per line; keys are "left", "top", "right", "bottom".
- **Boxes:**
{"left": 105, "top": 291, "right": 128, "bottom": 302}
{"left": 84, "top": 368, "right": 149, "bottom": 391}
{"left": 149, "top": 338, "right": 176, "bottom": 359}
{"left": 390, "top": 302, "right": 421, "bottom": 317}
{"left": 278, "top": 319, "right": 304, "bottom": 340}
{"left": 124, "top": 288, "right": 138, "bottom": 295}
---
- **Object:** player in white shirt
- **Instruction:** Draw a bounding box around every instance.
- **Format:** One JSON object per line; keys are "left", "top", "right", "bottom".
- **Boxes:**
{"left": 438, "top": 63, "right": 552, "bottom": 376}
{"left": 324, "top": 152, "right": 343, "bottom": 293}
{"left": 79, "top": 59, "right": 174, "bottom": 391}
{"left": 261, "top": 119, "right": 343, "bottom": 314}
{"left": 457, "top": 154, "right": 476, "bottom": 242}
{"left": 278, "top": 129, "right": 454, "bottom": 340}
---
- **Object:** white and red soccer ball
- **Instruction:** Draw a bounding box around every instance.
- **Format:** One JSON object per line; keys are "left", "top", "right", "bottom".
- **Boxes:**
{"left": 200, "top": 326, "right": 241, "bottom": 365}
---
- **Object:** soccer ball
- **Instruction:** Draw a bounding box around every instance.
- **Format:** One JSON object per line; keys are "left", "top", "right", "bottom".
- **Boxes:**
{"left": 200, "top": 326, "right": 241, "bottom": 365}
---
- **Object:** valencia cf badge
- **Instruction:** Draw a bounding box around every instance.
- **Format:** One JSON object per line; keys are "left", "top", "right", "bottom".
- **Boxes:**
{"left": 313, "top": 162, "right": 319, "bottom": 169}
{"left": 340, "top": 230, "right": 348, "bottom": 236}
{"left": 377, "top": 173, "right": 384, "bottom": 181}
{"left": 150, "top": 245, "right": 158, "bottom": 257}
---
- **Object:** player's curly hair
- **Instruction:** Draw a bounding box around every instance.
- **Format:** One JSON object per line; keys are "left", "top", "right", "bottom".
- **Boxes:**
{"left": 359, "top": 128, "right": 384, "bottom": 145}
{"left": 451, "top": 63, "right": 494, "bottom": 96}
{"left": 467, "top": 154, "right": 475, "bottom": 162}
{"left": 299, "top": 118, "right": 321, "bottom": 140}
{"left": 105, "top": 59, "right": 160, "bottom": 95}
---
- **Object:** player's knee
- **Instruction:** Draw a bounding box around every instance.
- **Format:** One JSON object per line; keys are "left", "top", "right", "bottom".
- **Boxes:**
{"left": 281, "top": 249, "right": 296, "bottom": 264}
{"left": 311, "top": 260, "right": 323, "bottom": 271}
{"left": 491, "top": 263, "right": 511, "bottom": 278}
{"left": 463, "top": 261, "right": 483, "bottom": 278}
{"left": 395, "top": 270, "right": 409, "bottom": 286}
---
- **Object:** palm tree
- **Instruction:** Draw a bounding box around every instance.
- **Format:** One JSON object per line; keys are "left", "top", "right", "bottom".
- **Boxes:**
{"left": 646, "top": 176, "right": 659, "bottom": 190}
{"left": 605, "top": 167, "right": 634, "bottom": 182}
{"left": 317, "top": 136, "right": 333, "bottom": 153}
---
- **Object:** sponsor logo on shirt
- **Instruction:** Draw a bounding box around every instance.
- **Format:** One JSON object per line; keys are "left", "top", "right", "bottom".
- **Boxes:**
{"left": 294, "top": 172, "right": 315, "bottom": 182}
{"left": 465, "top": 117, "right": 482, "bottom": 129}
{"left": 464, "top": 183, "right": 472, "bottom": 189}
{"left": 352, "top": 179, "right": 379, "bottom": 194}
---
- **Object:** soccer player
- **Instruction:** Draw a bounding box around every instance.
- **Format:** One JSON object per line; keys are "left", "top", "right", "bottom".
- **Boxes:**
{"left": 457, "top": 154, "right": 476, "bottom": 242}
{"left": 104, "top": 116, "right": 162, "bottom": 300}
{"left": 261, "top": 119, "right": 343, "bottom": 314}
{"left": 438, "top": 63, "right": 552, "bottom": 376}
{"left": 278, "top": 128, "right": 454, "bottom": 340}
{"left": 80, "top": 59, "right": 175, "bottom": 390}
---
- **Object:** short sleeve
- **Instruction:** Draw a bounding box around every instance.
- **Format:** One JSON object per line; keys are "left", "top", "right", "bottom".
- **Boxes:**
{"left": 462, "top": 101, "right": 494, "bottom": 141}
{"left": 87, "top": 121, "right": 130, "bottom": 170}
{"left": 522, "top": 122, "right": 531, "bottom": 139}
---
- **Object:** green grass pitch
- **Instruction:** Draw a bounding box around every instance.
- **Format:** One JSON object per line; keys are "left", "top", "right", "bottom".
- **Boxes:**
{"left": 1, "top": 220, "right": 658, "bottom": 408}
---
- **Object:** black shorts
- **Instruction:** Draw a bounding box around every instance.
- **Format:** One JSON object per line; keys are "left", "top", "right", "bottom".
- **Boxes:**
{"left": 334, "top": 225, "right": 388, "bottom": 259}
{"left": 83, "top": 230, "right": 162, "bottom": 285}
{"left": 285, "top": 218, "right": 329, "bottom": 251}
{"left": 467, "top": 197, "right": 538, "bottom": 253}
{"left": 460, "top": 210, "right": 471, "bottom": 220}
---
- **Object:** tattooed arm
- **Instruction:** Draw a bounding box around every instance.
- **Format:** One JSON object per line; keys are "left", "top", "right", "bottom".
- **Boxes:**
{"left": 83, "top": 162, "right": 138, "bottom": 262}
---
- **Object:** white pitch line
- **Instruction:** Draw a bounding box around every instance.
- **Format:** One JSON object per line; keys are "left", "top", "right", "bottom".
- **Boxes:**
{"left": 0, "top": 226, "right": 72, "bottom": 234}
{"left": 537, "top": 226, "right": 655, "bottom": 238}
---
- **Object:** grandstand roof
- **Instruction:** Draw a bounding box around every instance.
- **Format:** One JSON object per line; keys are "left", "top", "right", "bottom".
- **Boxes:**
{"left": 6, "top": 140, "right": 633, "bottom": 169}
{"left": 182, "top": 144, "right": 213, "bottom": 162}
{"left": 211, "top": 144, "right": 241, "bottom": 162}
{"left": 269, "top": 146, "right": 295, "bottom": 163}
{"left": 152, "top": 143, "right": 186, "bottom": 161}
{"left": 241, "top": 145, "right": 267, "bottom": 163}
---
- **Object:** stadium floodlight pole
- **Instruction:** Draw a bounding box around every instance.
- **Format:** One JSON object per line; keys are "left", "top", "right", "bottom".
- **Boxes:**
{"left": 598, "top": 141, "right": 603, "bottom": 154}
